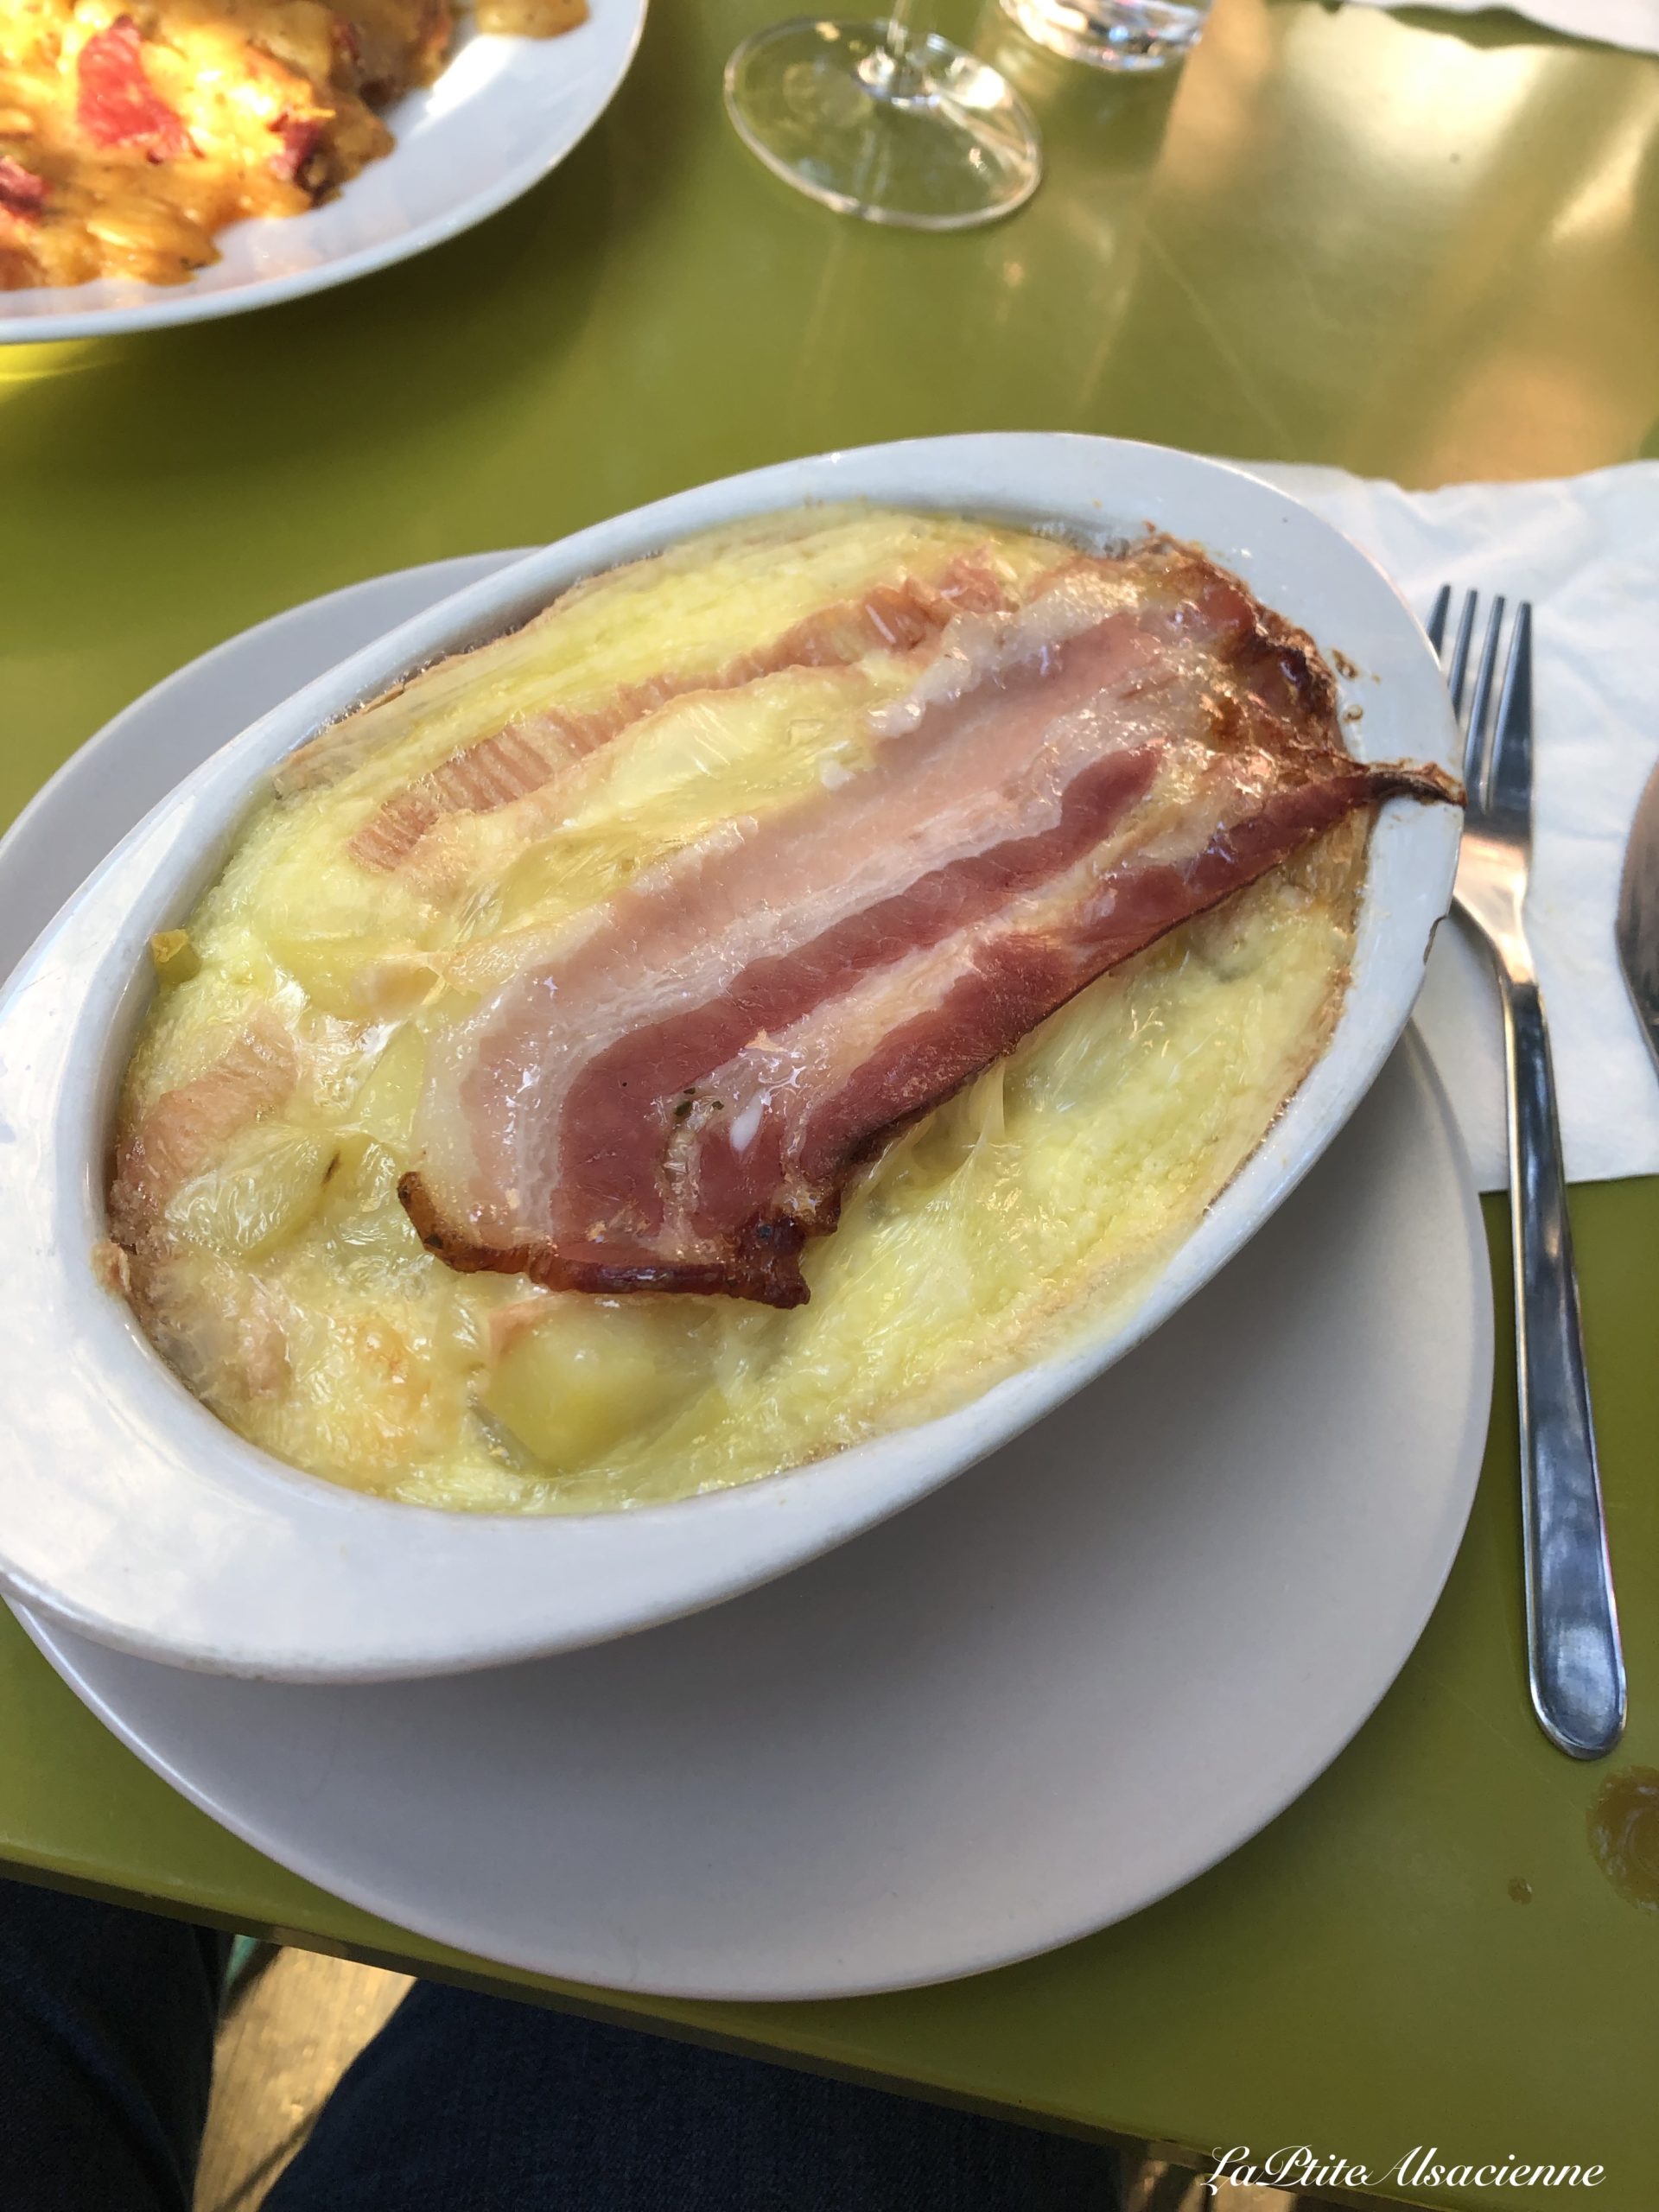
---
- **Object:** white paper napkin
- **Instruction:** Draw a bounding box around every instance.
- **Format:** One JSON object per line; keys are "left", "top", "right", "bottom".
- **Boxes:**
{"left": 1240, "top": 459, "right": 1659, "bottom": 1192}
{"left": 1345, "top": 0, "right": 1659, "bottom": 58}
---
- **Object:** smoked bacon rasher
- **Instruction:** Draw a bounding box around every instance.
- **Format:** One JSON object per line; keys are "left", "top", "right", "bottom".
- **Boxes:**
{"left": 400, "top": 539, "right": 1456, "bottom": 1307}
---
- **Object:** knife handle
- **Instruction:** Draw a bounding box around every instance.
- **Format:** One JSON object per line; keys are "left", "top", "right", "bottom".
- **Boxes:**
{"left": 1500, "top": 974, "right": 1626, "bottom": 1758}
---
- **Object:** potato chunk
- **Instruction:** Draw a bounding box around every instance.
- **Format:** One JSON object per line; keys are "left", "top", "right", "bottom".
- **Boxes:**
{"left": 480, "top": 1300, "right": 708, "bottom": 1471}
{"left": 149, "top": 930, "right": 201, "bottom": 986}
{"left": 476, "top": 0, "right": 588, "bottom": 31}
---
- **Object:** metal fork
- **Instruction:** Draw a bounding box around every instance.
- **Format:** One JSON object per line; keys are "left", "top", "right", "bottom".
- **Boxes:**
{"left": 1428, "top": 588, "right": 1625, "bottom": 1758}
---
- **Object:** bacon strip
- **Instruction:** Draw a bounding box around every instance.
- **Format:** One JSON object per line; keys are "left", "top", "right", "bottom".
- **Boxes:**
{"left": 76, "top": 19, "right": 193, "bottom": 159}
{"left": 399, "top": 548, "right": 1456, "bottom": 1306}
{"left": 346, "top": 556, "right": 1011, "bottom": 872}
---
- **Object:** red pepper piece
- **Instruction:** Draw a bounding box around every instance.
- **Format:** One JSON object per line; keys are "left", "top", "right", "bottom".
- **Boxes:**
{"left": 76, "top": 19, "right": 193, "bottom": 159}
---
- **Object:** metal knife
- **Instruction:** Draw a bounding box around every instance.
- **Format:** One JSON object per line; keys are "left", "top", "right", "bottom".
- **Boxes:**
{"left": 1618, "top": 755, "right": 1659, "bottom": 1073}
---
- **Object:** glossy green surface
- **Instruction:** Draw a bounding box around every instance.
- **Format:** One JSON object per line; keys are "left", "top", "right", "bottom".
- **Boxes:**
{"left": 2, "top": 0, "right": 1657, "bottom": 2200}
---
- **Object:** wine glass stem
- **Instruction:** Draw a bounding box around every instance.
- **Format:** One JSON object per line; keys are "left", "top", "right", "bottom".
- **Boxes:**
{"left": 859, "top": 0, "right": 930, "bottom": 100}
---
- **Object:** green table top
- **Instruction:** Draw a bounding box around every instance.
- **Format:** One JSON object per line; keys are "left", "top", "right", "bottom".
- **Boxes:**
{"left": 3, "top": 0, "right": 1656, "bottom": 2202}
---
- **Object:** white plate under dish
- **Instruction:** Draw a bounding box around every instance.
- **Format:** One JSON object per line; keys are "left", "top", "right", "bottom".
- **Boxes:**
{"left": 2, "top": 552, "right": 1491, "bottom": 1998}
{"left": 10, "top": 1082, "right": 1493, "bottom": 2000}
{"left": 0, "top": 0, "right": 646, "bottom": 345}
{"left": 0, "top": 436, "right": 1464, "bottom": 1680}
{"left": 10, "top": 1051, "right": 1489, "bottom": 1999}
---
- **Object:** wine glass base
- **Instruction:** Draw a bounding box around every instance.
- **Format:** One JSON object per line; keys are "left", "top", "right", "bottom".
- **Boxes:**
{"left": 724, "top": 17, "right": 1042, "bottom": 231}
{"left": 1000, "top": 0, "right": 1207, "bottom": 70}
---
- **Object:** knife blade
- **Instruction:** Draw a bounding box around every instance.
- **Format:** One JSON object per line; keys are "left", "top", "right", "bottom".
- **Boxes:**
{"left": 1618, "top": 755, "right": 1659, "bottom": 1077}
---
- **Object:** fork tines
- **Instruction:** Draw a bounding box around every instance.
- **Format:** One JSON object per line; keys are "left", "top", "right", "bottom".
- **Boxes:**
{"left": 1428, "top": 586, "right": 1534, "bottom": 830}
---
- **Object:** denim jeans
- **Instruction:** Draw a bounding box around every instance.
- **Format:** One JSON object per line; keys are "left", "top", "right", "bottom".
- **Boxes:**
{"left": 0, "top": 1877, "right": 1122, "bottom": 2210}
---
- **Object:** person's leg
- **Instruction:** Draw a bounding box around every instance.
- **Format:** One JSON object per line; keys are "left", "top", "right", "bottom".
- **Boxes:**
{"left": 0, "top": 1876, "right": 226, "bottom": 2212}
{"left": 270, "top": 1980, "right": 1120, "bottom": 2212}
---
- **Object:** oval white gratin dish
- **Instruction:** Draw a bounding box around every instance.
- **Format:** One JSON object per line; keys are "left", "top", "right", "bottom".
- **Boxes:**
{"left": 0, "top": 434, "right": 1461, "bottom": 1681}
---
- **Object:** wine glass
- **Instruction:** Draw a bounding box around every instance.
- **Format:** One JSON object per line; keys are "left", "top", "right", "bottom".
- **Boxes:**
{"left": 724, "top": 0, "right": 1042, "bottom": 232}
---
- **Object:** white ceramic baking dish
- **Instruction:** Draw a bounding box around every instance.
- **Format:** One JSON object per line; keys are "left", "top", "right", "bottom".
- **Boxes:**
{"left": 0, "top": 435, "right": 1460, "bottom": 1680}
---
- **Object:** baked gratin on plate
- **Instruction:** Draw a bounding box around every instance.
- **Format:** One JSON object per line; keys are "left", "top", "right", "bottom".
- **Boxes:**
{"left": 0, "top": 435, "right": 1464, "bottom": 1679}
{"left": 0, "top": 0, "right": 643, "bottom": 337}
{"left": 105, "top": 504, "right": 1455, "bottom": 1515}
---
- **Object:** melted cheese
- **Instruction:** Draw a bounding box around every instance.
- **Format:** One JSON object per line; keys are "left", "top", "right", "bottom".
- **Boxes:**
{"left": 111, "top": 507, "right": 1366, "bottom": 1513}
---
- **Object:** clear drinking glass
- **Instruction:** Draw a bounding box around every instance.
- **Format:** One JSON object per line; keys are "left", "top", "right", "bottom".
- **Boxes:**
{"left": 724, "top": 0, "right": 1042, "bottom": 231}
{"left": 999, "top": 0, "right": 1211, "bottom": 71}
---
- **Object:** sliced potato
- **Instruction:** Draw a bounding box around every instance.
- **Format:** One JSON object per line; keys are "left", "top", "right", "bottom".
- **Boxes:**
{"left": 168, "top": 1132, "right": 335, "bottom": 1260}
{"left": 321, "top": 1132, "right": 429, "bottom": 1266}
{"left": 348, "top": 1026, "right": 429, "bottom": 1151}
{"left": 268, "top": 931, "right": 387, "bottom": 1016}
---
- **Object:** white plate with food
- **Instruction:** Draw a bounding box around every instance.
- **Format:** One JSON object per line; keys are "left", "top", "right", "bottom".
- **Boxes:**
{"left": 2, "top": 531, "right": 1491, "bottom": 1996}
{"left": 0, "top": 434, "right": 1463, "bottom": 1680}
{"left": 0, "top": 0, "right": 645, "bottom": 341}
